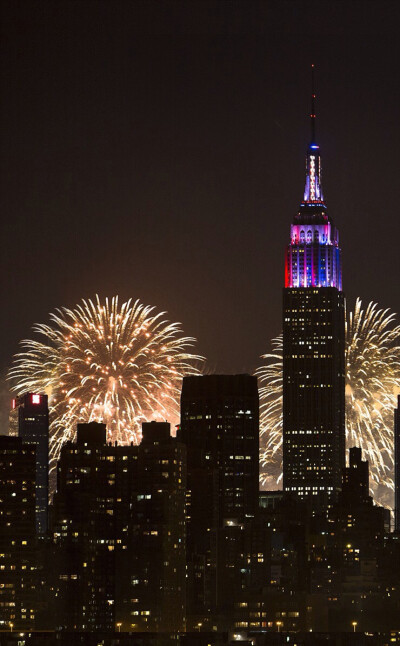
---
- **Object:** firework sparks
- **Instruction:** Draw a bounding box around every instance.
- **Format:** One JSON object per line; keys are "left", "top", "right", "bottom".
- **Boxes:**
{"left": 8, "top": 296, "right": 202, "bottom": 470}
{"left": 256, "top": 299, "right": 400, "bottom": 507}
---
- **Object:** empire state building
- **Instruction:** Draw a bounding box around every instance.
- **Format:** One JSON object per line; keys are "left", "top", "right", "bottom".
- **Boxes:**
{"left": 282, "top": 71, "right": 345, "bottom": 504}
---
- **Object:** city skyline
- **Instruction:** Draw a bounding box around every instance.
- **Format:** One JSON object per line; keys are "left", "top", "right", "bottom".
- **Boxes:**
{"left": 1, "top": 1, "right": 400, "bottom": 411}
{"left": 2, "top": 3, "right": 399, "bottom": 509}
{"left": 1, "top": 2, "right": 400, "bottom": 637}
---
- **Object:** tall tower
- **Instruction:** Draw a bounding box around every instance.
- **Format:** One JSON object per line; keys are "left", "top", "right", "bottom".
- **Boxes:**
{"left": 178, "top": 374, "right": 259, "bottom": 624}
{"left": 282, "top": 67, "right": 345, "bottom": 505}
{"left": 135, "top": 422, "right": 186, "bottom": 632}
{"left": 179, "top": 374, "right": 259, "bottom": 524}
{"left": 10, "top": 393, "right": 49, "bottom": 534}
{"left": 0, "top": 436, "right": 37, "bottom": 630}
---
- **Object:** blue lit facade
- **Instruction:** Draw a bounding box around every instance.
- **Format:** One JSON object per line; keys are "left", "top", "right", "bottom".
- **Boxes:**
{"left": 285, "top": 143, "right": 342, "bottom": 291}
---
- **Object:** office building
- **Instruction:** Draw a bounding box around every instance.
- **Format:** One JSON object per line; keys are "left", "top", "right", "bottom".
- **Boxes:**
{"left": 282, "top": 78, "right": 345, "bottom": 504}
{"left": 10, "top": 393, "right": 49, "bottom": 534}
{"left": 129, "top": 421, "right": 186, "bottom": 632}
{"left": 180, "top": 374, "right": 259, "bottom": 523}
{"left": 331, "top": 447, "right": 388, "bottom": 573}
{"left": 0, "top": 436, "right": 37, "bottom": 630}
{"left": 179, "top": 374, "right": 259, "bottom": 624}
{"left": 52, "top": 420, "right": 186, "bottom": 633}
{"left": 52, "top": 422, "right": 139, "bottom": 631}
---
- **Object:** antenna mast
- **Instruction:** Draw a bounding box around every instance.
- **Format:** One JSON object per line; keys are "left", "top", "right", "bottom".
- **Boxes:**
{"left": 311, "top": 64, "right": 316, "bottom": 143}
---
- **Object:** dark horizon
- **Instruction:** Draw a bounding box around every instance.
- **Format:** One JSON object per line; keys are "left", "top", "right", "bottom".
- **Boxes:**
{"left": 1, "top": 1, "right": 400, "bottom": 429}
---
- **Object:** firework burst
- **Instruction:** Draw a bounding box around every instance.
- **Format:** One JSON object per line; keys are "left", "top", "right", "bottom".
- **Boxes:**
{"left": 8, "top": 296, "right": 202, "bottom": 469}
{"left": 256, "top": 299, "right": 400, "bottom": 507}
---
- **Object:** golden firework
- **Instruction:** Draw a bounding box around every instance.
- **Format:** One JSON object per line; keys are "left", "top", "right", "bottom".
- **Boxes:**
{"left": 9, "top": 296, "right": 202, "bottom": 470}
{"left": 256, "top": 299, "right": 400, "bottom": 507}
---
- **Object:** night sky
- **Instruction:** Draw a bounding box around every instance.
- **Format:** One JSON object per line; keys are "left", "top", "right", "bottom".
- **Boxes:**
{"left": 1, "top": 1, "right": 400, "bottom": 429}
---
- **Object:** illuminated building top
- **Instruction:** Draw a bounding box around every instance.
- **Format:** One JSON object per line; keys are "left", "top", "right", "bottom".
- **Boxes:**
{"left": 285, "top": 66, "right": 342, "bottom": 291}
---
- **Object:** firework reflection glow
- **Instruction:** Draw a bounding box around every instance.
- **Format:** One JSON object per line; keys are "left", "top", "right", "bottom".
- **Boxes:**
{"left": 256, "top": 299, "right": 400, "bottom": 507}
{"left": 8, "top": 296, "right": 202, "bottom": 471}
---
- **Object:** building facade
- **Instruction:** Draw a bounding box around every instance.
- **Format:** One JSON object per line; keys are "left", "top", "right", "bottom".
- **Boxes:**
{"left": 10, "top": 393, "right": 49, "bottom": 534}
{"left": 0, "top": 436, "right": 37, "bottom": 631}
{"left": 282, "top": 92, "right": 345, "bottom": 504}
{"left": 179, "top": 374, "right": 259, "bottom": 523}
{"left": 52, "top": 422, "right": 123, "bottom": 631}
{"left": 130, "top": 422, "right": 186, "bottom": 632}
{"left": 52, "top": 420, "right": 186, "bottom": 633}
{"left": 179, "top": 374, "right": 259, "bottom": 625}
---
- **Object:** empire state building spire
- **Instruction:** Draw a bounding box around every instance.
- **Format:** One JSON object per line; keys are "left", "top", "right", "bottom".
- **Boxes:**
{"left": 285, "top": 66, "right": 342, "bottom": 291}
{"left": 310, "top": 63, "right": 316, "bottom": 144}
{"left": 303, "top": 65, "right": 324, "bottom": 204}
{"left": 282, "top": 68, "right": 346, "bottom": 507}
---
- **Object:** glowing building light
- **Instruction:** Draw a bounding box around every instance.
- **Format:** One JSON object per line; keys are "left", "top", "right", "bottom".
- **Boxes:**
{"left": 285, "top": 137, "right": 342, "bottom": 291}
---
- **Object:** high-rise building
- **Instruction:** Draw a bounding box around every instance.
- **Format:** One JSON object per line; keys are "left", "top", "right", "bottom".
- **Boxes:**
{"left": 178, "top": 374, "right": 259, "bottom": 625}
{"left": 180, "top": 374, "right": 259, "bottom": 523}
{"left": 52, "top": 422, "right": 138, "bottom": 632}
{"left": 52, "top": 420, "right": 186, "bottom": 633}
{"left": 130, "top": 422, "right": 186, "bottom": 632}
{"left": 0, "top": 436, "right": 37, "bottom": 631}
{"left": 395, "top": 396, "right": 400, "bottom": 532}
{"left": 341, "top": 447, "right": 369, "bottom": 504}
{"left": 10, "top": 393, "right": 49, "bottom": 534}
{"left": 282, "top": 72, "right": 345, "bottom": 504}
{"left": 331, "top": 447, "right": 388, "bottom": 572}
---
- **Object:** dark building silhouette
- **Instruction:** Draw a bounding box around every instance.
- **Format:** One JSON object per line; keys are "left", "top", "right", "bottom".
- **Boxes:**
{"left": 341, "top": 447, "right": 369, "bottom": 503}
{"left": 51, "top": 420, "right": 186, "bottom": 633}
{"left": 179, "top": 374, "right": 259, "bottom": 523}
{"left": 211, "top": 513, "right": 272, "bottom": 631}
{"left": 0, "top": 436, "right": 37, "bottom": 631}
{"left": 229, "top": 448, "right": 391, "bottom": 635}
{"left": 282, "top": 78, "right": 345, "bottom": 505}
{"left": 178, "top": 374, "right": 259, "bottom": 627}
{"left": 131, "top": 421, "right": 186, "bottom": 632}
{"left": 333, "top": 446, "right": 387, "bottom": 562}
{"left": 395, "top": 396, "right": 400, "bottom": 532}
{"left": 52, "top": 422, "right": 136, "bottom": 631}
{"left": 327, "top": 447, "right": 389, "bottom": 627}
{"left": 10, "top": 393, "right": 49, "bottom": 534}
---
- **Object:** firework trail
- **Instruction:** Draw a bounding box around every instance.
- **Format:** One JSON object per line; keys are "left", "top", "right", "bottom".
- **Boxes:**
{"left": 8, "top": 296, "right": 202, "bottom": 471}
{"left": 256, "top": 299, "right": 400, "bottom": 507}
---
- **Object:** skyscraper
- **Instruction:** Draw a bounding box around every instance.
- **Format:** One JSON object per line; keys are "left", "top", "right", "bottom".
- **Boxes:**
{"left": 52, "top": 420, "right": 186, "bottom": 632}
{"left": 132, "top": 422, "right": 186, "bottom": 632}
{"left": 10, "top": 393, "right": 49, "bottom": 534}
{"left": 179, "top": 374, "right": 259, "bottom": 625}
{"left": 180, "top": 374, "right": 259, "bottom": 524}
{"left": 0, "top": 436, "right": 37, "bottom": 630}
{"left": 395, "top": 396, "right": 400, "bottom": 532}
{"left": 282, "top": 70, "right": 345, "bottom": 504}
{"left": 52, "top": 422, "right": 120, "bottom": 631}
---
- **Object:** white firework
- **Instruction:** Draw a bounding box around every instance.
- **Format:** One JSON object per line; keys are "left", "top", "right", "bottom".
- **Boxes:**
{"left": 256, "top": 299, "right": 400, "bottom": 507}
